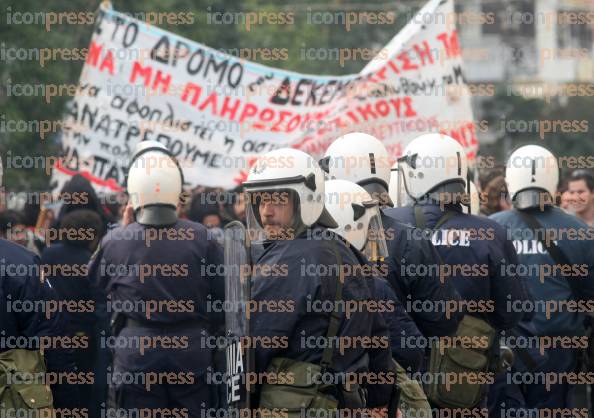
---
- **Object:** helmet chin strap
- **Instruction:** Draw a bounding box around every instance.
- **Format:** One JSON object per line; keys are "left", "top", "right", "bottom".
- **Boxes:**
{"left": 291, "top": 220, "right": 307, "bottom": 238}
{"left": 466, "top": 172, "right": 471, "bottom": 214}
{"left": 290, "top": 196, "right": 307, "bottom": 237}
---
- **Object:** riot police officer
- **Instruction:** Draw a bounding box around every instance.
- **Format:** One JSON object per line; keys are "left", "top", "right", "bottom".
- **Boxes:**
{"left": 0, "top": 158, "right": 76, "bottom": 410}
{"left": 238, "top": 148, "right": 398, "bottom": 413}
{"left": 323, "top": 178, "right": 424, "bottom": 372}
{"left": 386, "top": 133, "right": 528, "bottom": 409}
{"left": 490, "top": 145, "right": 594, "bottom": 409}
{"left": 321, "top": 132, "right": 462, "bottom": 339}
{"left": 88, "top": 141, "right": 224, "bottom": 414}
{"left": 324, "top": 179, "right": 431, "bottom": 417}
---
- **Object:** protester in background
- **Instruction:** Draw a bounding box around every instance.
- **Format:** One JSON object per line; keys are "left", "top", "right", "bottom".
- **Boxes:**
{"left": 54, "top": 175, "right": 111, "bottom": 248}
{"left": 220, "top": 185, "right": 246, "bottom": 226}
{"left": 478, "top": 166, "right": 511, "bottom": 216}
{"left": 40, "top": 209, "right": 105, "bottom": 418}
{"left": 101, "top": 192, "right": 127, "bottom": 227}
{"left": 23, "top": 200, "right": 41, "bottom": 231}
{"left": 188, "top": 191, "right": 225, "bottom": 244}
{"left": 30, "top": 192, "right": 57, "bottom": 251}
{"left": 0, "top": 209, "right": 27, "bottom": 245}
{"left": 56, "top": 174, "right": 112, "bottom": 231}
{"left": 21, "top": 199, "right": 47, "bottom": 253}
{"left": 557, "top": 181, "right": 573, "bottom": 212}
{"left": 0, "top": 209, "right": 42, "bottom": 254}
{"left": 567, "top": 169, "right": 594, "bottom": 227}
{"left": 233, "top": 187, "right": 246, "bottom": 221}
{"left": 188, "top": 191, "right": 222, "bottom": 226}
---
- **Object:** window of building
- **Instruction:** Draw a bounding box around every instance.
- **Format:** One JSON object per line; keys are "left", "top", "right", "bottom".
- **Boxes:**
{"left": 557, "top": 10, "right": 593, "bottom": 51}
{"left": 482, "top": 2, "right": 502, "bottom": 34}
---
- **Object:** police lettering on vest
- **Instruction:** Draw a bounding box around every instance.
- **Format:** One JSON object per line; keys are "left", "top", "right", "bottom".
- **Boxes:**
{"left": 431, "top": 229, "right": 471, "bottom": 247}
{"left": 512, "top": 240, "right": 558, "bottom": 255}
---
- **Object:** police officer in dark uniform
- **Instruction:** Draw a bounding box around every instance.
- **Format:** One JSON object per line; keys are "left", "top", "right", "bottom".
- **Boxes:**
{"left": 239, "top": 148, "right": 398, "bottom": 412}
{"left": 323, "top": 179, "right": 430, "bottom": 415}
{"left": 323, "top": 178, "right": 424, "bottom": 372}
{"left": 40, "top": 209, "right": 105, "bottom": 416}
{"left": 0, "top": 160, "right": 77, "bottom": 409}
{"left": 491, "top": 145, "right": 594, "bottom": 409}
{"left": 321, "top": 132, "right": 462, "bottom": 339}
{"left": 88, "top": 141, "right": 224, "bottom": 414}
{"left": 386, "top": 133, "right": 528, "bottom": 408}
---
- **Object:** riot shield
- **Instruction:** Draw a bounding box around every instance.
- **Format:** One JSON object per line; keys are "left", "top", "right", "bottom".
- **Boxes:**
{"left": 223, "top": 221, "right": 252, "bottom": 411}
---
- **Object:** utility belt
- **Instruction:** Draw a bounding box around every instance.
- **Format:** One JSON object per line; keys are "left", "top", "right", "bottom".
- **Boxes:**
{"left": 111, "top": 313, "right": 205, "bottom": 335}
{"left": 259, "top": 357, "right": 369, "bottom": 417}
{"left": 425, "top": 315, "right": 497, "bottom": 409}
{"left": 258, "top": 241, "right": 374, "bottom": 416}
{"left": 0, "top": 349, "right": 54, "bottom": 411}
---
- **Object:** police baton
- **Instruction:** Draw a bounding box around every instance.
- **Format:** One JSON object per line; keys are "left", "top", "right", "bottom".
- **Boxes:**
{"left": 388, "top": 384, "right": 401, "bottom": 418}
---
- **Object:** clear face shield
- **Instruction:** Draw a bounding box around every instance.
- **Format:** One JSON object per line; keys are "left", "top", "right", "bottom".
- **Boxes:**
{"left": 245, "top": 189, "right": 303, "bottom": 243}
{"left": 360, "top": 202, "right": 389, "bottom": 263}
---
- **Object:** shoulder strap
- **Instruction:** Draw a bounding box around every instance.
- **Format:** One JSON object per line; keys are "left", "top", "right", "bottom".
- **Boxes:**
{"left": 320, "top": 240, "right": 345, "bottom": 370}
{"left": 435, "top": 211, "right": 458, "bottom": 230}
{"left": 514, "top": 210, "right": 578, "bottom": 297}
{"left": 514, "top": 210, "right": 570, "bottom": 265}
{"left": 414, "top": 205, "right": 458, "bottom": 231}
{"left": 414, "top": 205, "right": 426, "bottom": 229}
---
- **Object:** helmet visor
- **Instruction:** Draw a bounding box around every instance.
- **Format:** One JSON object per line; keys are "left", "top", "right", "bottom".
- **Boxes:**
{"left": 362, "top": 205, "right": 389, "bottom": 262}
{"left": 245, "top": 189, "right": 301, "bottom": 243}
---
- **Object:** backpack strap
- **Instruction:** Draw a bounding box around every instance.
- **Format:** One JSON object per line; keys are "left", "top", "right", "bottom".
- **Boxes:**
{"left": 320, "top": 240, "right": 345, "bottom": 371}
{"left": 414, "top": 205, "right": 458, "bottom": 231}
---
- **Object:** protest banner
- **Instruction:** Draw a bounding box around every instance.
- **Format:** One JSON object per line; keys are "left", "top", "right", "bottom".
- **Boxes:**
{"left": 52, "top": 0, "right": 475, "bottom": 192}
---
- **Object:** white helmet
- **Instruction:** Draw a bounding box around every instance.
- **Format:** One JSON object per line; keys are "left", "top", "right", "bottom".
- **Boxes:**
{"left": 320, "top": 132, "right": 392, "bottom": 206}
{"left": 505, "top": 145, "right": 558, "bottom": 209}
{"left": 324, "top": 179, "right": 388, "bottom": 260}
{"left": 396, "top": 133, "right": 467, "bottom": 203}
{"left": 127, "top": 140, "right": 183, "bottom": 225}
{"left": 243, "top": 148, "right": 337, "bottom": 232}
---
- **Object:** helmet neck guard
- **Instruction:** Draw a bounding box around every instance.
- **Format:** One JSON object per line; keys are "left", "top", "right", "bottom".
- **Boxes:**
{"left": 136, "top": 205, "right": 178, "bottom": 226}
{"left": 513, "top": 189, "right": 553, "bottom": 210}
